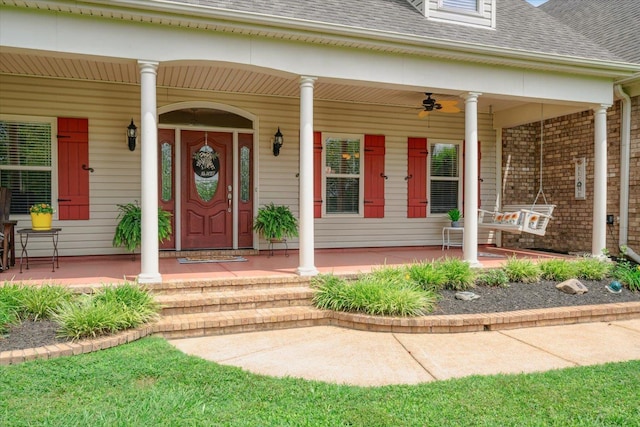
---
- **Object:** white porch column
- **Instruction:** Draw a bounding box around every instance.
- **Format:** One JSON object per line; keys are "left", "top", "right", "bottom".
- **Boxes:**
{"left": 462, "top": 92, "right": 482, "bottom": 267}
{"left": 592, "top": 104, "right": 610, "bottom": 258}
{"left": 297, "top": 76, "right": 319, "bottom": 276}
{"left": 137, "top": 60, "right": 162, "bottom": 284}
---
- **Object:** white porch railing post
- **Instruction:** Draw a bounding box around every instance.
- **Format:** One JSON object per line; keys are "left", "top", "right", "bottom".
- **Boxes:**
{"left": 463, "top": 92, "right": 482, "bottom": 267}
{"left": 297, "top": 76, "right": 319, "bottom": 276}
{"left": 592, "top": 104, "right": 610, "bottom": 258}
{"left": 138, "top": 60, "right": 162, "bottom": 284}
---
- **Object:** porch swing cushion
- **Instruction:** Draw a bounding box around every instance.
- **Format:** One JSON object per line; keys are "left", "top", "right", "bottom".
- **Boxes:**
{"left": 478, "top": 204, "right": 555, "bottom": 236}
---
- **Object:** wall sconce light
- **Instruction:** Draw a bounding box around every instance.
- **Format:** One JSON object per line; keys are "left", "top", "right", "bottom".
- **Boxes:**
{"left": 127, "top": 119, "right": 138, "bottom": 151}
{"left": 272, "top": 127, "right": 284, "bottom": 156}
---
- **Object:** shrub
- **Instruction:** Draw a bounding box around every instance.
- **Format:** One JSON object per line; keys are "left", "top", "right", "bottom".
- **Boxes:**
{"left": 0, "top": 299, "right": 19, "bottom": 334}
{"left": 312, "top": 273, "right": 437, "bottom": 316}
{"left": 503, "top": 257, "right": 540, "bottom": 283}
{"left": 18, "top": 285, "right": 73, "bottom": 321}
{"left": 405, "top": 261, "right": 448, "bottom": 291}
{"left": 53, "top": 297, "right": 128, "bottom": 340}
{"left": 92, "top": 283, "right": 160, "bottom": 328}
{"left": 573, "top": 257, "right": 612, "bottom": 280}
{"left": 437, "top": 258, "right": 475, "bottom": 291}
{"left": 539, "top": 259, "right": 577, "bottom": 281}
{"left": 0, "top": 284, "right": 26, "bottom": 320}
{"left": 612, "top": 259, "right": 640, "bottom": 292}
{"left": 475, "top": 269, "right": 509, "bottom": 288}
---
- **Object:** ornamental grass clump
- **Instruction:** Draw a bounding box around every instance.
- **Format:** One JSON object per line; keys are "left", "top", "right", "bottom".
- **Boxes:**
{"left": 503, "top": 256, "right": 540, "bottom": 283}
{"left": 475, "top": 268, "right": 510, "bottom": 288}
{"left": 539, "top": 259, "right": 578, "bottom": 282}
{"left": 612, "top": 259, "right": 640, "bottom": 292}
{"left": 312, "top": 272, "right": 437, "bottom": 316}
{"left": 17, "top": 285, "right": 73, "bottom": 321}
{"left": 405, "top": 261, "right": 448, "bottom": 291}
{"left": 0, "top": 300, "right": 19, "bottom": 334}
{"left": 573, "top": 257, "right": 612, "bottom": 280}
{"left": 436, "top": 257, "right": 475, "bottom": 291}
{"left": 52, "top": 282, "right": 160, "bottom": 339}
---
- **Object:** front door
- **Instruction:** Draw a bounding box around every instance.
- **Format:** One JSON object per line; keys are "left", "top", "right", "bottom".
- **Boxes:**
{"left": 181, "top": 130, "right": 233, "bottom": 249}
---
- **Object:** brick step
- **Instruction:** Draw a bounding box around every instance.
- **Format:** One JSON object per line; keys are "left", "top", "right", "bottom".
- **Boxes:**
{"left": 150, "top": 275, "right": 314, "bottom": 294}
{"left": 155, "top": 286, "right": 315, "bottom": 315}
{"left": 153, "top": 306, "right": 330, "bottom": 339}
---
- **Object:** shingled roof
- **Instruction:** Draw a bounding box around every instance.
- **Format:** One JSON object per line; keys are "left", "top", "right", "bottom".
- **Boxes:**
{"left": 540, "top": 0, "right": 640, "bottom": 64}
{"left": 177, "top": 0, "right": 625, "bottom": 63}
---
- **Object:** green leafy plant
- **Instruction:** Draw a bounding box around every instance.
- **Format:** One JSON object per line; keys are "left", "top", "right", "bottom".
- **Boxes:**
{"left": 447, "top": 208, "right": 462, "bottom": 222}
{"left": 612, "top": 259, "right": 640, "bottom": 291}
{"left": 29, "top": 203, "right": 54, "bottom": 214}
{"left": 253, "top": 203, "right": 299, "bottom": 241}
{"left": 573, "top": 257, "right": 612, "bottom": 280}
{"left": 437, "top": 257, "right": 476, "bottom": 291}
{"left": 18, "top": 285, "right": 73, "bottom": 321}
{"left": 539, "top": 259, "right": 578, "bottom": 281}
{"left": 112, "top": 201, "right": 172, "bottom": 254}
{"left": 503, "top": 256, "right": 541, "bottom": 283}
{"left": 0, "top": 300, "right": 19, "bottom": 334}
{"left": 476, "top": 268, "right": 510, "bottom": 287}
{"left": 405, "top": 261, "right": 448, "bottom": 291}
{"left": 312, "top": 273, "right": 437, "bottom": 316}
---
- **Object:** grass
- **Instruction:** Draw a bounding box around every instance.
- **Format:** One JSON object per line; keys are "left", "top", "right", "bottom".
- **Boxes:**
{"left": 1, "top": 337, "right": 639, "bottom": 426}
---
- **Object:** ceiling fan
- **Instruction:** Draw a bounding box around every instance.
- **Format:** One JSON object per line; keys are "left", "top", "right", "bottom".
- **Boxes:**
{"left": 418, "top": 93, "right": 460, "bottom": 118}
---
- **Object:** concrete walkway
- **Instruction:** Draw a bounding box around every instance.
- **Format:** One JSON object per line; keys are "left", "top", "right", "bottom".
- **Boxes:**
{"left": 169, "top": 319, "right": 640, "bottom": 387}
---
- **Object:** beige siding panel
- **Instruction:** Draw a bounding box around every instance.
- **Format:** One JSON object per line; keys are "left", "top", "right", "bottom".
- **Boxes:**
{"left": 1, "top": 74, "right": 497, "bottom": 255}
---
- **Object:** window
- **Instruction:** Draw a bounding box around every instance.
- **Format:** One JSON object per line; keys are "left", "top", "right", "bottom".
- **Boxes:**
{"left": 429, "top": 142, "right": 460, "bottom": 214}
{"left": 0, "top": 116, "right": 55, "bottom": 215}
{"left": 323, "top": 134, "right": 363, "bottom": 215}
{"left": 439, "top": 0, "right": 479, "bottom": 12}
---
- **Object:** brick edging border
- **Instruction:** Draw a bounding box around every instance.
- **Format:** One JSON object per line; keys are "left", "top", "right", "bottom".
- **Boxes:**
{"left": 0, "top": 324, "right": 153, "bottom": 366}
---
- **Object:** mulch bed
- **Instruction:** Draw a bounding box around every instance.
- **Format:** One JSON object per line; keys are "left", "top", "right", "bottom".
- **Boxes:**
{"left": 1, "top": 279, "right": 638, "bottom": 352}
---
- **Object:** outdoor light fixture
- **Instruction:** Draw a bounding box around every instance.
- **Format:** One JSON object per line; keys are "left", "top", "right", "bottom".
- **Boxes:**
{"left": 127, "top": 119, "right": 138, "bottom": 151}
{"left": 272, "top": 127, "right": 284, "bottom": 156}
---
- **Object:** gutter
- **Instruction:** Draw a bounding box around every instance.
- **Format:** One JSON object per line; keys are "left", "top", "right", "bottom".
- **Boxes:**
{"left": 613, "top": 84, "right": 640, "bottom": 263}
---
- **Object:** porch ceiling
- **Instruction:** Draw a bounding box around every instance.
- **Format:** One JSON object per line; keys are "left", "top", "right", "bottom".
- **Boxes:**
{"left": 0, "top": 50, "right": 526, "bottom": 114}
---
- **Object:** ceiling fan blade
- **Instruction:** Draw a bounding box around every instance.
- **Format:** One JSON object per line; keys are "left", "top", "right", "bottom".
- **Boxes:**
{"left": 418, "top": 110, "right": 430, "bottom": 118}
{"left": 438, "top": 100, "right": 461, "bottom": 113}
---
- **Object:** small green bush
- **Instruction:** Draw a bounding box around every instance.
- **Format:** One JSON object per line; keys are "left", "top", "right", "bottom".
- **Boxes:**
{"left": 503, "top": 257, "right": 540, "bottom": 283}
{"left": 92, "top": 283, "right": 160, "bottom": 328}
{"left": 312, "top": 273, "right": 437, "bottom": 316}
{"left": 18, "top": 285, "right": 73, "bottom": 321}
{"left": 539, "top": 259, "right": 577, "bottom": 281}
{"left": 0, "top": 284, "right": 25, "bottom": 320}
{"left": 53, "top": 297, "right": 129, "bottom": 340}
{"left": 573, "top": 257, "right": 612, "bottom": 280}
{"left": 475, "top": 269, "right": 510, "bottom": 288}
{"left": 612, "top": 259, "right": 640, "bottom": 292}
{"left": 437, "top": 258, "right": 475, "bottom": 291}
{"left": 405, "top": 261, "right": 448, "bottom": 291}
{"left": 0, "top": 299, "right": 19, "bottom": 334}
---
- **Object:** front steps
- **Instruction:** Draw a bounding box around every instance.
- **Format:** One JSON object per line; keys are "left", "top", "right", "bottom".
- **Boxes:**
{"left": 151, "top": 276, "right": 326, "bottom": 339}
{"left": 150, "top": 276, "right": 640, "bottom": 339}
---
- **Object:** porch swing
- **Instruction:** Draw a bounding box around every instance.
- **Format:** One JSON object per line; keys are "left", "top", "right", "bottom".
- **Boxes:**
{"left": 478, "top": 107, "right": 556, "bottom": 236}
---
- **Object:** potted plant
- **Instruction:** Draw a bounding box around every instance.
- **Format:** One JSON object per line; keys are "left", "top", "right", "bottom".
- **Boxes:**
{"left": 447, "top": 208, "right": 462, "bottom": 228}
{"left": 112, "top": 201, "right": 172, "bottom": 259}
{"left": 30, "top": 203, "right": 54, "bottom": 230}
{"left": 253, "top": 203, "right": 299, "bottom": 242}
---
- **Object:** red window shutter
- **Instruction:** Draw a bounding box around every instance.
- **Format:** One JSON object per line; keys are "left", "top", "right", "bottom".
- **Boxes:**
{"left": 313, "top": 131, "right": 323, "bottom": 218}
{"left": 364, "top": 135, "right": 385, "bottom": 218}
{"left": 407, "top": 137, "right": 428, "bottom": 218}
{"left": 57, "top": 117, "right": 89, "bottom": 220}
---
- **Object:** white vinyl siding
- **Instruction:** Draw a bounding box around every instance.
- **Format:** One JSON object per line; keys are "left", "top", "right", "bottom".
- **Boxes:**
{"left": 0, "top": 73, "right": 498, "bottom": 255}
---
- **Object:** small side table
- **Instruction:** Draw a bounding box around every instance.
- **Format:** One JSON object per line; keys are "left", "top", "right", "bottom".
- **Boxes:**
{"left": 18, "top": 228, "right": 62, "bottom": 273}
{"left": 442, "top": 226, "right": 464, "bottom": 250}
{"left": 268, "top": 238, "right": 289, "bottom": 257}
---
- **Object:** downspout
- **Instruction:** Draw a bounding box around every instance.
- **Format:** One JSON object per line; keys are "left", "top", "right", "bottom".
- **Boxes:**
{"left": 613, "top": 84, "right": 640, "bottom": 263}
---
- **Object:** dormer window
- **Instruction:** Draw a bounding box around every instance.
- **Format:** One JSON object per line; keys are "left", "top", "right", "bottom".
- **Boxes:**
{"left": 408, "top": 0, "right": 495, "bottom": 29}
{"left": 439, "top": 0, "right": 480, "bottom": 14}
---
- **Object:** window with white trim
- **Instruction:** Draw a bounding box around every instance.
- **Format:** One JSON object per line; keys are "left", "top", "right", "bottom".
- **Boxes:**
{"left": 429, "top": 141, "right": 460, "bottom": 214}
{"left": 0, "top": 116, "right": 55, "bottom": 216}
{"left": 323, "top": 134, "right": 363, "bottom": 215}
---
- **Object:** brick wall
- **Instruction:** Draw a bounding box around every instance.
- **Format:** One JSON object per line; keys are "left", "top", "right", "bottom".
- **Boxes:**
{"left": 501, "top": 97, "right": 640, "bottom": 255}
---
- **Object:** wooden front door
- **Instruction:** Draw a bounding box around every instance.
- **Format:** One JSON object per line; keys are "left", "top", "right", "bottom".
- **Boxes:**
{"left": 181, "top": 130, "right": 233, "bottom": 249}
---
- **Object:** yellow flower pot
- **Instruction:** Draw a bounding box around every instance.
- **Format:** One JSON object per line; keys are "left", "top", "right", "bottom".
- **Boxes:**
{"left": 31, "top": 213, "right": 53, "bottom": 230}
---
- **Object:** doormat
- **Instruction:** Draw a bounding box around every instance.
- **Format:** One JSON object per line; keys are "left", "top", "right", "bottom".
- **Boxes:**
{"left": 177, "top": 256, "right": 248, "bottom": 264}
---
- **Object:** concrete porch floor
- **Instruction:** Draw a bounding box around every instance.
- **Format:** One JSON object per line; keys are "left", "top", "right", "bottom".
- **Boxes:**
{"left": 2, "top": 245, "right": 566, "bottom": 287}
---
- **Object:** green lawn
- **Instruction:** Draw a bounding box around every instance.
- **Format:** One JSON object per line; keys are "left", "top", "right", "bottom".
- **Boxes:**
{"left": 1, "top": 337, "right": 639, "bottom": 426}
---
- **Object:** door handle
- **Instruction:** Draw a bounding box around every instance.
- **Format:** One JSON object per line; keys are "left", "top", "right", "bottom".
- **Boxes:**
{"left": 227, "top": 193, "right": 232, "bottom": 212}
